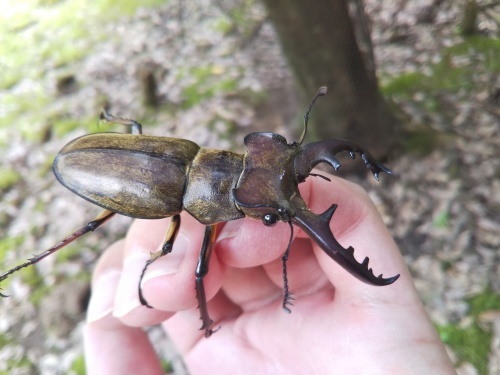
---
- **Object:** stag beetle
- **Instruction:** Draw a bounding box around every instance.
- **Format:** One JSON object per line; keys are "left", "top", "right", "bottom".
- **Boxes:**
{"left": 0, "top": 87, "right": 399, "bottom": 337}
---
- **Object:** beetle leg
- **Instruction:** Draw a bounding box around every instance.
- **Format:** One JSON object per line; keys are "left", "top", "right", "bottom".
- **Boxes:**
{"left": 0, "top": 209, "right": 115, "bottom": 297}
{"left": 294, "top": 139, "right": 393, "bottom": 182}
{"left": 196, "top": 225, "right": 218, "bottom": 338}
{"left": 100, "top": 109, "right": 143, "bottom": 135}
{"left": 138, "top": 214, "right": 181, "bottom": 308}
{"left": 281, "top": 222, "right": 295, "bottom": 313}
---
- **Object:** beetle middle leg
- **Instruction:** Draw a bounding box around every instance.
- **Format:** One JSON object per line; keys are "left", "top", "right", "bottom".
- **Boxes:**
{"left": 138, "top": 214, "right": 181, "bottom": 308}
{"left": 196, "top": 224, "right": 218, "bottom": 337}
{"left": 0, "top": 209, "right": 115, "bottom": 296}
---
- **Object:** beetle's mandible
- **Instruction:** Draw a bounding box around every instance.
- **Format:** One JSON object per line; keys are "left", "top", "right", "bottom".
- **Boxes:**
{"left": 0, "top": 87, "right": 399, "bottom": 337}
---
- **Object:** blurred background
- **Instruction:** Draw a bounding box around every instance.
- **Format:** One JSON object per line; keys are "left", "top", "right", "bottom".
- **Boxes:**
{"left": 0, "top": 0, "right": 498, "bottom": 374}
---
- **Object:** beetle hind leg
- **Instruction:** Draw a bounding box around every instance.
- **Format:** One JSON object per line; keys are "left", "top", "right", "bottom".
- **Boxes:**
{"left": 0, "top": 209, "right": 115, "bottom": 296}
{"left": 138, "top": 214, "right": 181, "bottom": 308}
{"left": 100, "top": 109, "right": 143, "bottom": 135}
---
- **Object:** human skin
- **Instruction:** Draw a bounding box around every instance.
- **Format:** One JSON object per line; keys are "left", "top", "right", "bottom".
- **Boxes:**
{"left": 83, "top": 174, "right": 455, "bottom": 374}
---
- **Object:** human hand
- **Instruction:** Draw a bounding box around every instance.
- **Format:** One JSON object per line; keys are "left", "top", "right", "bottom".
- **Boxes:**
{"left": 83, "top": 175, "right": 455, "bottom": 374}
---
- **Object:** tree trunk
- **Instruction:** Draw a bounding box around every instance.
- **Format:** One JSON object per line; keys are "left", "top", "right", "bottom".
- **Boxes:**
{"left": 262, "top": 0, "right": 398, "bottom": 158}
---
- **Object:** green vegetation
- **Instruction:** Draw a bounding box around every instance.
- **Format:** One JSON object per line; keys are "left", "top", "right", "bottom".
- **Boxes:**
{"left": 437, "top": 288, "right": 500, "bottom": 375}
{"left": 0, "top": 236, "right": 25, "bottom": 263}
{"left": 439, "top": 323, "right": 490, "bottom": 375}
{"left": 20, "top": 263, "right": 50, "bottom": 306}
{"left": 433, "top": 210, "right": 450, "bottom": 229}
{"left": 70, "top": 354, "right": 86, "bottom": 375}
{"left": 161, "top": 359, "right": 174, "bottom": 373}
{"left": 1, "top": 355, "right": 34, "bottom": 375}
{"left": 468, "top": 288, "right": 500, "bottom": 316}
{"left": 179, "top": 65, "right": 238, "bottom": 109}
{"left": 0, "top": 0, "right": 165, "bottom": 140}
{"left": 0, "top": 168, "right": 22, "bottom": 191}
{"left": 381, "top": 36, "right": 500, "bottom": 99}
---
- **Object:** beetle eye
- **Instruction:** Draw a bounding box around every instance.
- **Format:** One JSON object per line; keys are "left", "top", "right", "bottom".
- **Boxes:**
{"left": 262, "top": 213, "right": 279, "bottom": 226}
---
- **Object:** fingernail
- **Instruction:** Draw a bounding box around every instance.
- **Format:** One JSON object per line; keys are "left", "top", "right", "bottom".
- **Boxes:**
{"left": 113, "top": 237, "right": 188, "bottom": 317}
{"left": 113, "top": 252, "right": 149, "bottom": 318}
{"left": 87, "top": 270, "right": 121, "bottom": 323}
{"left": 140, "top": 234, "right": 188, "bottom": 284}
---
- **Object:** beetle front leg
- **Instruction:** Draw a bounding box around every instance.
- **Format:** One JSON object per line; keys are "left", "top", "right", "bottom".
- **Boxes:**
{"left": 138, "top": 214, "right": 181, "bottom": 308}
{"left": 0, "top": 209, "right": 115, "bottom": 296}
{"left": 196, "top": 225, "right": 218, "bottom": 337}
{"left": 281, "top": 222, "right": 295, "bottom": 313}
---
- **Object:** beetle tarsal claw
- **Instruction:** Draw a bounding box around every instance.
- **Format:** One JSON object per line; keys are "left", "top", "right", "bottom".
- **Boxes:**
{"left": 202, "top": 325, "right": 220, "bottom": 338}
{"left": 282, "top": 292, "right": 295, "bottom": 314}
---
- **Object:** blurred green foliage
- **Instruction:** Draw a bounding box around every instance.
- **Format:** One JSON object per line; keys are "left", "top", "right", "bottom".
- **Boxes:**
{"left": 438, "top": 289, "right": 500, "bottom": 375}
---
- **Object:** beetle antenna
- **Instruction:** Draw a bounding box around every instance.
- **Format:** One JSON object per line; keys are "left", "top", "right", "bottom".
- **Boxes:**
{"left": 297, "top": 86, "right": 327, "bottom": 145}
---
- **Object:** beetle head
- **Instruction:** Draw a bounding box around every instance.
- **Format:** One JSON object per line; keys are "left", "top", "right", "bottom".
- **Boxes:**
{"left": 233, "top": 132, "right": 301, "bottom": 224}
{"left": 233, "top": 132, "right": 399, "bottom": 287}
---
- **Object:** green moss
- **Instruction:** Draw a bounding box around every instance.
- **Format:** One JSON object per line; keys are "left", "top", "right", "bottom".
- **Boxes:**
{"left": 3, "top": 355, "right": 34, "bottom": 374}
{"left": 437, "top": 289, "right": 500, "bottom": 375}
{"left": 438, "top": 323, "right": 490, "bottom": 375}
{"left": 381, "top": 72, "right": 425, "bottom": 96}
{"left": 0, "top": 333, "right": 9, "bottom": 347}
{"left": 0, "top": 168, "right": 21, "bottom": 191}
{"left": 38, "top": 157, "right": 56, "bottom": 177}
{"left": 161, "top": 359, "right": 173, "bottom": 373}
{"left": 182, "top": 78, "right": 237, "bottom": 108}
{"left": 213, "top": 17, "right": 233, "bottom": 34}
{"left": 97, "top": 0, "right": 165, "bottom": 16}
{"left": 177, "top": 64, "right": 238, "bottom": 108}
{"left": 17, "top": 264, "right": 50, "bottom": 306}
{"left": 55, "top": 242, "right": 82, "bottom": 263}
{"left": 0, "top": 236, "right": 25, "bottom": 263}
{"left": 52, "top": 117, "right": 82, "bottom": 138}
{"left": 467, "top": 288, "right": 500, "bottom": 317}
{"left": 70, "top": 354, "right": 86, "bottom": 375}
{"left": 381, "top": 36, "right": 499, "bottom": 105}
{"left": 0, "top": 0, "right": 166, "bottom": 145}
{"left": 433, "top": 211, "right": 450, "bottom": 229}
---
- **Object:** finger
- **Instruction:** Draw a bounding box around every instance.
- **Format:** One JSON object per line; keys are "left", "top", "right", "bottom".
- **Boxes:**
{"left": 114, "top": 214, "right": 224, "bottom": 325}
{"left": 85, "top": 241, "right": 164, "bottom": 374}
{"left": 262, "top": 238, "right": 329, "bottom": 300}
{"left": 87, "top": 240, "right": 171, "bottom": 329}
{"left": 163, "top": 290, "right": 242, "bottom": 354}
{"left": 84, "top": 322, "right": 163, "bottom": 375}
{"left": 221, "top": 265, "right": 282, "bottom": 311}
{"left": 216, "top": 218, "right": 290, "bottom": 268}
